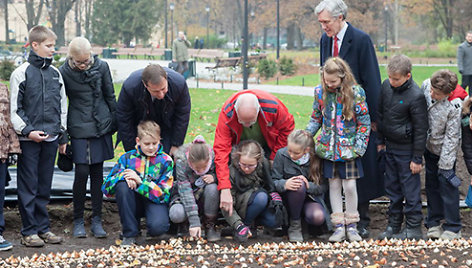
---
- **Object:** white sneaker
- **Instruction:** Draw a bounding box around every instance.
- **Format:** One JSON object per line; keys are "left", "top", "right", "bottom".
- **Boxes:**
{"left": 427, "top": 226, "right": 442, "bottom": 239}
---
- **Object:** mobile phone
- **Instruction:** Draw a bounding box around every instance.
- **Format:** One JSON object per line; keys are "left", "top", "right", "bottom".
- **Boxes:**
{"left": 39, "top": 132, "right": 48, "bottom": 137}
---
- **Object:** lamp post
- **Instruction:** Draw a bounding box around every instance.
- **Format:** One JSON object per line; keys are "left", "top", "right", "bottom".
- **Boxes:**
{"left": 384, "top": 5, "right": 388, "bottom": 53}
{"left": 276, "top": 0, "right": 280, "bottom": 59}
{"left": 170, "top": 3, "right": 175, "bottom": 45}
{"left": 164, "top": 0, "right": 168, "bottom": 48}
{"left": 206, "top": 5, "right": 210, "bottom": 48}
{"left": 243, "top": 0, "right": 248, "bottom": 89}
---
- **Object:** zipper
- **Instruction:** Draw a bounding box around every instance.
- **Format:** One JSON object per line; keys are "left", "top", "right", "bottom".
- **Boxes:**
{"left": 87, "top": 139, "right": 91, "bottom": 165}
{"left": 40, "top": 67, "right": 45, "bottom": 132}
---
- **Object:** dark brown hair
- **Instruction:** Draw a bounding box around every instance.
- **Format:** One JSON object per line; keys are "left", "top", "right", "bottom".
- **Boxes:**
{"left": 430, "top": 69, "right": 458, "bottom": 94}
{"left": 142, "top": 64, "right": 167, "bottom": 86}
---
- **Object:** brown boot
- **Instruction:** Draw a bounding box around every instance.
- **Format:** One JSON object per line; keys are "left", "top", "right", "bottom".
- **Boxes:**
{"left": 204, "top": 216, "right": 221, "bottom": 242}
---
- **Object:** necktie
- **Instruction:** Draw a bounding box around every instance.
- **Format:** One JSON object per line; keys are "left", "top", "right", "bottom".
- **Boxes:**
{"left": 333, "top": 36, "right": 339, "bottom": 57}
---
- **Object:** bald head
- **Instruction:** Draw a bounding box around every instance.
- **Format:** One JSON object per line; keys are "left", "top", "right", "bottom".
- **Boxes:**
{"left": 235, "top": 93, "right": 260, "bottom": 127}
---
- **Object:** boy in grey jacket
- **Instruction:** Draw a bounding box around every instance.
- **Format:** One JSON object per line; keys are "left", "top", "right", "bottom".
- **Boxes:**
{"left": 457, "top": 31, "right": 472, "bottom": 94}
{"left": 421, "top": 69, "right": 462, "bottom": 240}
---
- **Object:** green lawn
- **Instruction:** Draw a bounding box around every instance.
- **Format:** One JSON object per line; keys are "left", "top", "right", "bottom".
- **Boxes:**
{"left": 265, "top": 65, "right": 462, "bottom": 89}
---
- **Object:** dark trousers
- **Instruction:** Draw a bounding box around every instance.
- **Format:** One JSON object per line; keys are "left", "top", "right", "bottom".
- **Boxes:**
{"left": 461, "top": 74, "right": 472, "bottom": 95}
{"left": 424, "top": 150, "right": 462, "bottom": 232}
{"left": 115, "top": 181, "right": 169, "bottom": 238}
{"left": 384, "top": 152, "right": 422, "bottom": 224}
{"left": 358, "top": 201, "right": 370, "bottom": 228}
{"left": 0, "top": 162, "right": 7, "bottom": 234}
{"left": 73, "top": 163, "right": 104, "bottom": 220}
{"left": 177, "top": 61, "right": 189, "bottom": 75}
{"left": 17, "top": 140, "right": 58, "bottom": 236}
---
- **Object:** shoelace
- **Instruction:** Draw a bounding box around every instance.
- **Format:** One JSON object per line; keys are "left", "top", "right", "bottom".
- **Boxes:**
{"left": 0, "top": 235, "right": 5, "bottom": 243}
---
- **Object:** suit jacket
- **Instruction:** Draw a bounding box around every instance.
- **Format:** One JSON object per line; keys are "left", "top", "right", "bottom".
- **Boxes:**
{"left": 319, "top": 22, "right": 384, "bottom": 202}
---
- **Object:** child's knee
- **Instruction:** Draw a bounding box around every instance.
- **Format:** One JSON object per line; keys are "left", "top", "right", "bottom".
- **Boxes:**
{"left": 169, "top": 204, "right": 187, "bottom": 223}
{"left": 147, "top": 217, "right": 170, "bottom": 236}
{"left": 253, "top": 191, "right": 269, "bottom": 206}
{"left": 204, "top": 183, "right": 219, "bottom": 197}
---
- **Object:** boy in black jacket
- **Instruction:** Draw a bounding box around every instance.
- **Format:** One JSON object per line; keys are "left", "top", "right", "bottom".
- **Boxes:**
{"left": 10, "top": 25, "right": 68, "bottom": 247}
{"left": 376, "top": 55, "right": 429, "bottom": 240}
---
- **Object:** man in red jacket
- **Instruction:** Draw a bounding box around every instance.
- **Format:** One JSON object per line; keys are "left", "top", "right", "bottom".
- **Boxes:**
{"left": 214, "top": 89, "right": 295, "bottom": 215}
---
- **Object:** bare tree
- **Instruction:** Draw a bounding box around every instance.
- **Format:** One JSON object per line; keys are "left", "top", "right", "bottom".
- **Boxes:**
{"left": 25, "top": 0, "right": 45, "bottom": 31}
{"left": 45, "top": 0, "right": 77, "bottom": 46}
{"left": 84, "top": 0, "right": 93, "bottom": 40}
{"left": 75, "top": 0, "right": 81, "bottom": 36}
{"left": 3, "top": 0, "right": 9, "bottom": 44}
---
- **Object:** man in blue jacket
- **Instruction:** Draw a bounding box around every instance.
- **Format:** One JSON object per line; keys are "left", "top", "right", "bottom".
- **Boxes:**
{"left": 315, "top": 0, "right": 383, "bottom": 238}
{"left": 117, "top": 64, "right": 191, "bottom": 156}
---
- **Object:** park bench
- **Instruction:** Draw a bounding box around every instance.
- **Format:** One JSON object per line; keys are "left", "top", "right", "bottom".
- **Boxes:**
{"left": 205, "top": 56, "right": 241, "bottom": 70}
{"left": 189, "top": 49, "right": 225, "bottom": 62}
{"left": 112, "top": 47, "right": 137, "bottom": 59}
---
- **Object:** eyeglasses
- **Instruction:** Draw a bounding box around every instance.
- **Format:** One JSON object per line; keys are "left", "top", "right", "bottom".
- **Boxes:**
{"left": 72, "top": 57, "right": 91, "bottom": 67}
{"left": 239, "top": 162, "right": 258, "bottom": 169}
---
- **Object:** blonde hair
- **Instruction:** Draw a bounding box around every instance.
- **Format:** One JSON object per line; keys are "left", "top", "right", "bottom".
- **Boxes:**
{"left": 137, "top": 120, "right": 161, "bottom": 140}
{"left": 231, "top": 140, "right": 264, "bottom": 166}
{"left": 287, "top": 129, "right": 321, "bottom": 184}
{"left": 68, "top": 37, "right": 92, "bottom": 58}
{"left": 321, "top": 57, "right": 357, "bottom": 121}
{"left": 28, "top": 25, "right": 56, "bottom": 44}
{"left": 188, "top": 135, "right": 210, "bottom": 164}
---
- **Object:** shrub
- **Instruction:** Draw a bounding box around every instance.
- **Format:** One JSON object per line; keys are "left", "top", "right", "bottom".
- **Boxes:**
{"left": 0, "top": 60, "right": 15, "bottom": 81}
{"left": 278, "top": 56, "right": 297, "bottom": 76}
{"left": 257, "top": 59, "right": 277, "bottom": 79}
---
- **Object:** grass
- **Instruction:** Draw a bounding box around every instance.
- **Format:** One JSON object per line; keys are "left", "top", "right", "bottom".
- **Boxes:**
{"left": 265, "top": 65, "right": 461, "bottom": 88}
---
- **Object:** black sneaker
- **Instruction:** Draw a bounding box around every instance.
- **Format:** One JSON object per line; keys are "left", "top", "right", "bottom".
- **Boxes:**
{"left": 234, "top": 223, "right": 251, "bottom": 243}
{"left": 357, "top": 225, "right": 370, "bottom": 239}
{"left": 121, "top": 237, "right": 136, "bottom": 248}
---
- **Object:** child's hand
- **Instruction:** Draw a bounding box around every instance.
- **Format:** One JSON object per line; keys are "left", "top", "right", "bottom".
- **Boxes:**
{"left": 202, "top": 174, "right": 215, "bottom": 184}
{"left": 28, "top": 131, "right": 49, "bottom": 143}
{"left": 410, "top": 161, "right": 422, "bottom": 174}
{"left": 285, "top": 176, "right": 303, "bottom": 191}
{"left": 123, "top": 169, "right": 142, "bottom": 185}
{"left": 126, "top": 178, "right": 137, "bottom": 189}
{"left": 298, "top": 175, "right": 310, "bottom": 189}
{"left": 189, "top": 226, "right": 201, "bottom": 238}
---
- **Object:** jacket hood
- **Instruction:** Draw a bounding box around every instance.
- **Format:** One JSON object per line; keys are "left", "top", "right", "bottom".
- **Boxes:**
{"left": 28, "top": 50, "right": 52, "bottom": 69}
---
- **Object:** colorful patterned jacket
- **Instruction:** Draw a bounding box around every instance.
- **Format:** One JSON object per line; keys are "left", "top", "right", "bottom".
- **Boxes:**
{"left": 306, "top": 85, "right": 371, "bottom": 161}
{"left": 102, "top": 144, "right": 174, "bottom": 204}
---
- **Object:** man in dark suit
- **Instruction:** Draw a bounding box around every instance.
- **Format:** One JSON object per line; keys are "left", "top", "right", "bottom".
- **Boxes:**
{"left": 315, "top": 0, "right": 383, "bottom": 238}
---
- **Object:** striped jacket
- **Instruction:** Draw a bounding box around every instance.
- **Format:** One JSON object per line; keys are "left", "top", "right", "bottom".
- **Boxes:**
{"left": 102, "top": 144, "right": 174, "bottom": 204}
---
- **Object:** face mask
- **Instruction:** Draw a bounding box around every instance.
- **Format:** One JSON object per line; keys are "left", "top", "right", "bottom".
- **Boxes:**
{"left": 293, "top": 152, "right": 310, "bottom": 165}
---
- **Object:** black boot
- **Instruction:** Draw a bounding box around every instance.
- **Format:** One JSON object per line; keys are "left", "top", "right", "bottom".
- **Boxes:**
{"left": 204, "top": 216, "right": 221, "bottom": 242}
{"left": 393, "top": 216, "right": 423, "bottom": 240}
{"left": 377, "top": 214, "right": 403, "bottom": 240}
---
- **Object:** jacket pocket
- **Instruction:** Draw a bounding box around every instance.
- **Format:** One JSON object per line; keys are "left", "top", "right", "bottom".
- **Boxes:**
{"left": 338, "top": 137, "right": 356, "bottom": 160}
{"left": 315, "top": 131, "right": 333, "bottom": 159}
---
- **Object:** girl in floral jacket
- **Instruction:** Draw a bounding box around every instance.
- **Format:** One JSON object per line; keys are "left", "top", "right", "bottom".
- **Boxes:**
{"left": 306, "top": 57, "right": 371, "bottom": 242}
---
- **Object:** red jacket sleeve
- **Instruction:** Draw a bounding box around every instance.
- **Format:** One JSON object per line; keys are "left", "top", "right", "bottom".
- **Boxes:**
{"left": 269, "top": 103, "right": 295, "bottom": 160}
{"left": 213, "top": 110, "right": 233, "bottom": 190}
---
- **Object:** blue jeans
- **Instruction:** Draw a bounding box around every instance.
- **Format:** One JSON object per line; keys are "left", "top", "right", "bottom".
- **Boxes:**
{"left": 115, "top": 181, "right": 169, "bottom": 238}
{"left": 424, "top": 150, "right": 461, "bottom": 232}
{"left": 244, "top": 191, "right": 278, "bottom": 228}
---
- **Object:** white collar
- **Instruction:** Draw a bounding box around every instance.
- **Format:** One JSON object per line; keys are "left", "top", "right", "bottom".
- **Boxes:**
{"left": 334, "top": 21, "right": 348, "bottom": 47}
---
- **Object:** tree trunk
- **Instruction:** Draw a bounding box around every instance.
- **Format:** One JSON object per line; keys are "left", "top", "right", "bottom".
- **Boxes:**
{"left": 4, "top": 0, "right": 9, "bottom": 44}
{"left": 286, "top": 23, "right": 295, "bottom": 50}
{"left": 84, "top": 0, "right": 91, "bottom": 40}
{"left": 295, "top": 25, "right": 303, "bottom": 50}
{"left": 46, "top": 0, "right": 76, "bottom": 46}
{"left": 262, "top": 27, "right": 267, "bottom": 49}
{"left": 25, "top": 0, "right": 44, "bottom": 31}
{"left": 75, "top": 0, "right": 81, "bottom": 36}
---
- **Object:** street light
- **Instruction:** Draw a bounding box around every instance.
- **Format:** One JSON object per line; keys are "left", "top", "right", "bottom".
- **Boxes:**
{"left": 206, "top": 5, "right": 210, "bottom": 48}
{"left": 276, "top": 0, "right": 280, "bottom": 59}
{"left": 384, "top": 5, "right": 388, "bottom": 53}
{"left": 243, "top": 0, "right": 248, "bottom": 89}
{"left": 164, "top": 0, "right": 168, "bottom": 48}
{"left": 170, "top": 3, "right": 175, "bottom": 44}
